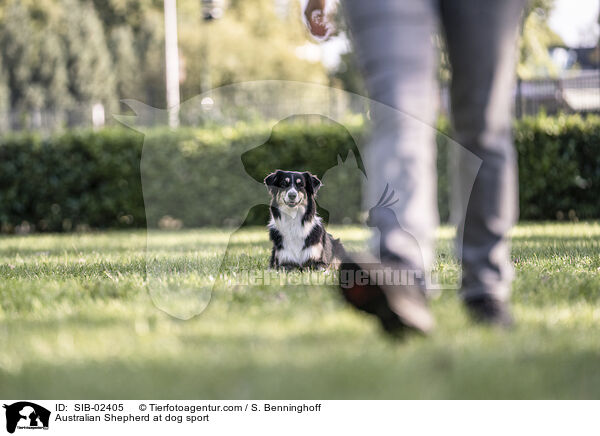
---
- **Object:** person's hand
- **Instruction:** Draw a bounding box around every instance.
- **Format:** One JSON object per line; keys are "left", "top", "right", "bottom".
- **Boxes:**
{"left": 304, "top": 0, "right": 331, "bottom": 40}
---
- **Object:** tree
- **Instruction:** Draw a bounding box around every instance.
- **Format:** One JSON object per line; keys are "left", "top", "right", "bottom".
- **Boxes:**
{"left": 0, "top": 0, "right": 330, "bottom": 125}
{"left": 108, "top": 25, "right": 142, "bottom": 100}
{"left": 177, "top": 0, "right": 328, "bottom": 99}
{"left": 332, "top": 52, "right": 365, "bottom": 96}
{"left": 518, "top": 0, "right": 563, "bottom": 78}
{"left": 0, "top": 1, "right": 35, "bottom": 115}
{"left": 0, "top": 66, "right": 10, "bottom": 131}
{"left": 87, "top": 0, "right": 165, "bottom": 105}
{"left": 33, "top": 27, "right": 69, "bottom": 112}
{"left": 59, "top": 0, "right": 117, "bottom": 118}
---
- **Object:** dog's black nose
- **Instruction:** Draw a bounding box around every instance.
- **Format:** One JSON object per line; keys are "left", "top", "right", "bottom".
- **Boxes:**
{"left": 288, "top": 192, "right": 297, "bottom": 200}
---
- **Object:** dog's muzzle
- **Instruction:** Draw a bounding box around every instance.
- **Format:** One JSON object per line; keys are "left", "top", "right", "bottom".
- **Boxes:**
{"left": 285, "top": 188, "right": 300, "bottom": 206}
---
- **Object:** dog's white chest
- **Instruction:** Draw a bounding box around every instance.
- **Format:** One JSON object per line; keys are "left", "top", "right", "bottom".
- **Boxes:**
{"left": 270, "top": 207, "right": 317, "bottom": 265}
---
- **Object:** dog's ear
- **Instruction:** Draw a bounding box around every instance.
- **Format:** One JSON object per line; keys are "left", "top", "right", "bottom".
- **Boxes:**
{"left": 264, "top": 170, "right": 282, "bottom": 187}
{"left": 304, "top": 172, "right": 322, "bottom": 194}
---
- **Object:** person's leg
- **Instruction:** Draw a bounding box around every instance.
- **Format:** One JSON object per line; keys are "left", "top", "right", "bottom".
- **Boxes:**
{"left": 440, "top": 0, "right": 525, "bottom": 321}
{"left": 339, "top": 0, "right": 439, "bottom": 335}
{"left": 343, "top": 0, "right": 440, "bottom": 273}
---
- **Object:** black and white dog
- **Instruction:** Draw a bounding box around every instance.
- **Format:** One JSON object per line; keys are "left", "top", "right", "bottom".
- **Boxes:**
{"left": 264, "top": 170, "right": 345, "bottom": 270}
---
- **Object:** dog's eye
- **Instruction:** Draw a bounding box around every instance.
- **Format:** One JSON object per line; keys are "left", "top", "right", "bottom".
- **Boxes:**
{"left": 296, "top": 179, "right": 303, "bottom": 186}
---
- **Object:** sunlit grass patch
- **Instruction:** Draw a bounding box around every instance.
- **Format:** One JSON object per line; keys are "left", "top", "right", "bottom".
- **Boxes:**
{"left": 1, "top": 222, "right": 599, "bottom": 398}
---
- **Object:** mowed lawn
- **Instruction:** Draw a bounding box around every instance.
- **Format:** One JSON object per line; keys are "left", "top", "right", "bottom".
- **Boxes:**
{"left": 1, "top": 222, "right": 600, "bottom": 399}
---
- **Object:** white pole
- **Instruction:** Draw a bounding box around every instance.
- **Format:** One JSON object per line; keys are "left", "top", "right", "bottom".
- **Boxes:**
{"left": 164, "top": 0, "right": 180, "bottom": 128}
{"left": 92, "top": 103, "right": 105, "bottom": 130}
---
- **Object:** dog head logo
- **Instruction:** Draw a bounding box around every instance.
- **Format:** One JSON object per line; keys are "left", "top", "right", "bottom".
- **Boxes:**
{"left": 3, "top": 402, "right": 50, "bottom": 433}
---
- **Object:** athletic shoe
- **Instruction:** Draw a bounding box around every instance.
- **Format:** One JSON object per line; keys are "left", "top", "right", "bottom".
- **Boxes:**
{"left": 338, "top": 252, "right": 435, "bottom": 337}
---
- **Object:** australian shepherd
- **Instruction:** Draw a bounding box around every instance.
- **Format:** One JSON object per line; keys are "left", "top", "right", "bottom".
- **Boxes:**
{"left": 264, "top": 170, "right": 345, "bottom": 270}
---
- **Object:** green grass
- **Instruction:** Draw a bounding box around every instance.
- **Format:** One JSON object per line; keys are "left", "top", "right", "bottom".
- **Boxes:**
{"left": 1, "top": 222, "right": 600, "bottom": 399}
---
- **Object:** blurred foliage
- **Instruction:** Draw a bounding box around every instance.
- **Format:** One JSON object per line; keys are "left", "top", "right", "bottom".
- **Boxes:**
{"left": 332, "top": 51, "right": 366, "bottom": 96}
{"left": 0, "top": 0, "right": 566, "bottom": 130}
{"left": 518, "top": 0, "right": 564, "bottom": 79}
{"left": 177, "top": 0, "right": 327, "bottom": 98}
{"left": 2, "top": 114, "right": 599, "bottom": 232}
{"left": 0, "top": 58, "right": 10, "bottom": 129}
{"left": 0, "top": 0, "right": 327, "bottom": 126}
{"left": 61, "top": 0, "right": 118, "bottom": 114}
{"left": 0, "top": 1, "right": 65, "bottom": 114}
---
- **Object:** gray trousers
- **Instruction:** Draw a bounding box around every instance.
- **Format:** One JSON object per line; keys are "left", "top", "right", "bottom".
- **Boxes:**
{"left": 344, "top": 0, "right": 525, "bottom": 301}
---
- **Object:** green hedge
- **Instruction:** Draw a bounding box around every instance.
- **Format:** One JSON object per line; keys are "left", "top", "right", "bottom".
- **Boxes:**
{"left": 0, "top": 129, "right": 145, "bottom": 232}
{"left": 0, "top": 114, "right": 599, "bottom": 232}
{"left": 514, "top": 114, "right": 600, "bottom": 220}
